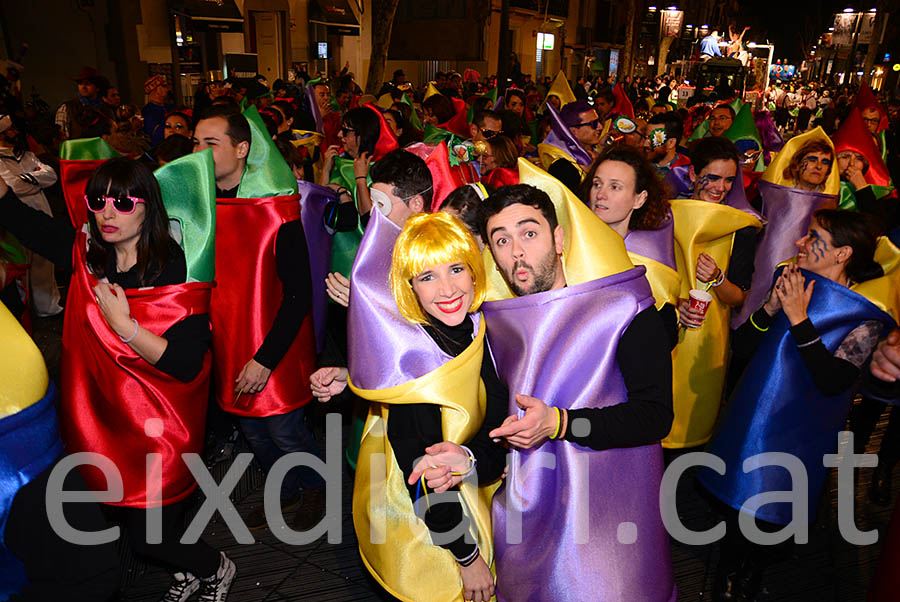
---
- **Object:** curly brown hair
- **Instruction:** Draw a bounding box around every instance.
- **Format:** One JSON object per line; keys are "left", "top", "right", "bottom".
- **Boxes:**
{"left": 783, "top": 139, "right": 833, "bottom": 182}
{"left": 579, "top": 144, "right": 670, "bottom": 230}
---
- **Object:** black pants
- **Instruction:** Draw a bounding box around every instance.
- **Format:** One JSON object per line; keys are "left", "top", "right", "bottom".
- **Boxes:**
{"left": 5, "top": 462, "right": 119, "bottom": 601}
{"left": 850, "top": 396, "right": 900, "bottom": 465}
{"left": 113, "top": 497, "right": 220, "bottom": 579}
{"left": 701, "top": 488, "right": 795, "bottom": 589}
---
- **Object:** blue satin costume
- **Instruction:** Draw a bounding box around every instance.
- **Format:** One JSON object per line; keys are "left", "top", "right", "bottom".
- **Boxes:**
{"left": 698, "top": 268, "right": 897, "bottom": 525}
{"left": 0, "top": 380, "right": 63, "bottom": 599}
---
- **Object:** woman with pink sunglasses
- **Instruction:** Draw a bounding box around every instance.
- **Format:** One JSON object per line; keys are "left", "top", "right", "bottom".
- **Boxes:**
{"left": 0, "top": 157, "right": 235, "bottom": 601}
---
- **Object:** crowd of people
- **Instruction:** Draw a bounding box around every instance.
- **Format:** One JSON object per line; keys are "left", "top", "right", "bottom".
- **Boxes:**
{"left": 0, "top": 56, "right": 899, "bottom": 602}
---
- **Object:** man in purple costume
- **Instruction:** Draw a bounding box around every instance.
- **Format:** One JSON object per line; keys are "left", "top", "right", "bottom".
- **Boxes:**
{"left": 478, "top": 184, "right": 677, "bottom": 601}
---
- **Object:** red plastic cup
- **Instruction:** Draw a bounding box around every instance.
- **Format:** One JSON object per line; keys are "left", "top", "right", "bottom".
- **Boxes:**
{"left": 685, "top": 289, "right": 713, "bottom": 327}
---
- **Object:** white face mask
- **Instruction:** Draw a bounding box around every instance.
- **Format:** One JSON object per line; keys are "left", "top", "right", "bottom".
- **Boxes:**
{"left": 369, "top": 187, "right": 393, "bottom": 216}
{"left": 369, "top": 185, "right": 433, "bottom": 217}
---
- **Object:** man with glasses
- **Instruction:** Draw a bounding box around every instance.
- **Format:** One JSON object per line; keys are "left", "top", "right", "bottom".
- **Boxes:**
{"left": 469, "top": 109, "right": 503, "bottom": 144}
{"left": 861, "top": 107, "right": 883, "bottom": 137}
{"left": 708, "top": 104, "right": 735, "bottom": 137}
{"left": 542, "top": 100, "right": 602, "bottom": 194}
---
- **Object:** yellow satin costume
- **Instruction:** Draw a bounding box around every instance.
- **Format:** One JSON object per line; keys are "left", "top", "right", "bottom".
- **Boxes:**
{"left": 852, "top": 237, "right": 900, "bottom": 320}
{"left": 627, "top": 251, "right": 682, "bottom": 310}
{"left": 0, "top": 302, "right": 49, "bottom": 418}
{"left": 537, "top": 143, "right": 585, "bottom": 180}
{"left": 350, "top": 319, "right": 495, "bottom": 602}
{"left": 664, "top": 199, "right": 762, "bottom": 448}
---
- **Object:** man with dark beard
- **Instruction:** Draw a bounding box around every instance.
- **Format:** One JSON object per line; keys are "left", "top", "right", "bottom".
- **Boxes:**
{"left": 474, "top": 182, "right": 675, "bottom": 601}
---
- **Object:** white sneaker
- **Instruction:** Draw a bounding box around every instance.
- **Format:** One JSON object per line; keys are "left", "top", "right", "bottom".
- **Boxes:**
{"left": 161, "top": 572, "right": 200, "bottom": 602}
{"left": 197, "top": 552, "right": 236, "bottom": 602}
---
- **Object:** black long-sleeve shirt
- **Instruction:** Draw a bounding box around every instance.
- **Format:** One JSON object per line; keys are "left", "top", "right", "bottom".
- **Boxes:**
{"left": 387, "top": 315, "right": 508, "bottom": 561}
{"left": 854, "top": 184, "right": 900, "bottom": 235}
{"left": 0, "top": 188, "right": 209, "bottom": 382}
{"left": 659, "top": 302, "right": 678, "bottom": 352}
{"left": 563, "top": 305, "right": 675, "bottom": 449}
{"left": 727, "top": 226, "right": 758, "bottom": 291}
{"left": 734, "top": 302, "right": 883, "bottom": 397}
{"left": 217, "top": 185, "right": 313, "bottom": 370}
{"left": 324, "top": 198, "right": 370, "bottom": 232}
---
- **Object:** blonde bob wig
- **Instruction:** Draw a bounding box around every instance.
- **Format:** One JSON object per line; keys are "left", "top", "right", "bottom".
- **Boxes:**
{"left": 390, "top": 212, "right": 487, "bottom": 325}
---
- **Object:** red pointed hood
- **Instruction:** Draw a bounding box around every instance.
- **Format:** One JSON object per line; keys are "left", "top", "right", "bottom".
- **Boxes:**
{"left": 439, "top": 97, "right": 472, "bottom": 138}
{"left": 851, "top": 82, "right": 889, "bottom": 133}
{"left": 832, "top": 108, "right": 892, "bottom": 187}
{"left": 363, "top": 103, "right": 400, "bottom": 160}
{"left": 425, "top": 141, "right": 464, "bottom": 211}
{"left": 610, "top": 83, "right": 635, "bottom": 120}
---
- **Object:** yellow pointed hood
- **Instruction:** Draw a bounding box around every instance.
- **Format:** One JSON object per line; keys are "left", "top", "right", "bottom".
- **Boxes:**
{"left": 424, "top": 82, "right": 442, "bottom": 101}
{"left": 762, "top": 126, "right": 840, "bottom": 195}
{"left": 543, "top": 71, "right": 577, "bottom": 108}
{"left": 483, "top": 158, "right": 635, "bottom": 300}
{"left": 376, "top": 93, "right": 394, "bottom": 109}
{"left": 852, "top": 237, "right": 900, "bottom": 321}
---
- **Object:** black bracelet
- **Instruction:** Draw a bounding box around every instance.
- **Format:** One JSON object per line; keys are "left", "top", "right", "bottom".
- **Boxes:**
{"left": 355, "top": 175, "right": 367, "bottom": 180}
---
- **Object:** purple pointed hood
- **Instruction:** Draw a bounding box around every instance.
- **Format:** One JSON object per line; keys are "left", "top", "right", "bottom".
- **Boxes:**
{"left": 347, "top": 210, "right": 465, "bottom": 391}
{"left": 542, "top": 103, "right": 593, "bottom": 167}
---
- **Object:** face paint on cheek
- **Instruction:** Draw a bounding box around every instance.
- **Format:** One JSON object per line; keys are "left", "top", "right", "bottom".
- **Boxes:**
{"left": 798, "top": 156, "right": 814, "bottom": 177}
{"left": 808, "top": 230, "right": 827, "bottom": 262}
{"left": 696, "top": 174, "right": 714, "bottom": 195}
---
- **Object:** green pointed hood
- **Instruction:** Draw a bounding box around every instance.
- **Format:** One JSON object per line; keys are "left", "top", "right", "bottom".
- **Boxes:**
{"left": 401, "top": 92, "right": 423, "bottom": 131}
{"left": 724, "top": 103, "right": 764, "bottom": 171}
{"left": 59, "top": 137, "right": 120, "bottom": 161}
{"left": 422, "top": 124, "right": 471, "bottom": 165}
{"left": 154, "top": 150, "right": 217, "bottom": 283}
{"left": 689, "top": 118, "right": 710, "bottom": 141}
{"left": 237, "top": 105, "right": 298, "bottom": 199}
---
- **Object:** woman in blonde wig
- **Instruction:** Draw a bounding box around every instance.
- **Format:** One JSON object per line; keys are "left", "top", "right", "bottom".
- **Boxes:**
{"left": 343, "top": 210, "right": 507, "bottom": 602}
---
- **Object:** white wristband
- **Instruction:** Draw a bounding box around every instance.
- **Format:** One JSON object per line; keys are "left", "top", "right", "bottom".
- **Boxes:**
{"left": 119, "top": 318, "right": 139, "bottom": 344}
{"left": 457, "top": 445, "right": 477, "bottom": 478}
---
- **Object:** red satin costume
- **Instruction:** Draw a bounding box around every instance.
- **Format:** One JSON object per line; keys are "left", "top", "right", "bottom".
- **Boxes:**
{"left": 61, "top": 232, "right": 213, "bottom": 507}
{"left": 211, "top": 195, "right": 316, "bottom": 417}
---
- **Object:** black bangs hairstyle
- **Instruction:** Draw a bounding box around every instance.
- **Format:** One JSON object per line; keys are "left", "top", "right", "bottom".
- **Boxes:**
{"left": 85, "top": 157, "right": 176, "bottom": 286}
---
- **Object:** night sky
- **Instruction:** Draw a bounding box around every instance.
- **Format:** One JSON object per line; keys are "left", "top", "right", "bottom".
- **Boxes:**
{"left": 736, "top": 0, "right": 851, "bottom": 64}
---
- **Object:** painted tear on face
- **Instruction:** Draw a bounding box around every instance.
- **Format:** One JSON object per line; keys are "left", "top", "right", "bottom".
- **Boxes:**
{"left": 799, "top": 154, "right": 832, "bottom": 177}
{"left": 696, "top": 174, "right": 734, "bottom": 195}
{"left": 808, "top": 229, "right": 828, "bottom": 262}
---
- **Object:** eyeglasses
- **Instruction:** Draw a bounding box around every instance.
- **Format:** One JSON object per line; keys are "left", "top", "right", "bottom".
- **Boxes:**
{"left": 573, "top": 118, "right": 602, "bottom": 130}
{"left": 480, "top": 127, "right": 503, "bottom": 139}
{"left": 84, "top": 194, "right": 146, "bottom": 214}
{"left": 340, "top": 126, "right": 357, "bottom": 136}
{"left": 861, "top": 117, "right": 880, "bottom": 125}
